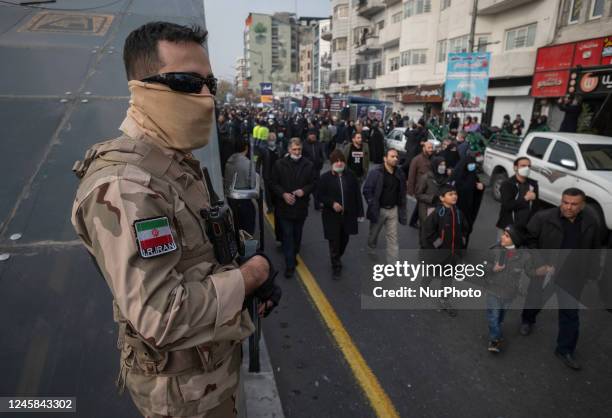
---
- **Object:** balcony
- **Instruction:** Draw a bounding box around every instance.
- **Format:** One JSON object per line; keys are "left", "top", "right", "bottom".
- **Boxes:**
{"left": 376, "top": 71, "right": 399, "bottom": 90}
{"left": 379, "top": 22, "right": 400, "bottom": 48}
{"left": 355, "top": 35, "right": 382, "bottom": 55}
{"left": 356, "top": 0, "right": 385, "bottom": 19}
{"left": 383, "top": 0, "right": 402, "bottom": 6}
{"left": 478, "top": 0, "right": 536, "bottom": 15}
{"left": 321, "top": 25, "right": 332, "bottom": 41}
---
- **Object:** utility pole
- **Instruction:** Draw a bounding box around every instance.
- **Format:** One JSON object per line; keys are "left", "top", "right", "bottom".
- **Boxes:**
{"left": 468, "top": 0, "right": 479, "bottom": 52}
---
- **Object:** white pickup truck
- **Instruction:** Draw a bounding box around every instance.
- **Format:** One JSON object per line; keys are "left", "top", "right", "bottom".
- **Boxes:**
{"left": 483, "top": 132, "right": 612, "bottom": 232}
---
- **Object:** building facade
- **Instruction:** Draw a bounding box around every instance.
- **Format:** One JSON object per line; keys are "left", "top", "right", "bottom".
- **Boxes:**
{"left": 329, "top": 1, "right": 351, "bottom": 93}
{"left": 313, "top": 19, "right": 332, "bottom": 93}
{"left": 243, "top": 12, "right": 300, "bottom": 94}
{"left": 531, "top": 0, "right": 612, "bottom": 134}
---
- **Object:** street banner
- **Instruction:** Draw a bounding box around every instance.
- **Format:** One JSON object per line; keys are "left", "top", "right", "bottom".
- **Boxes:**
{"left": 355, "top": 104, "right": 385, "bottom": 121}
{"left": 260, "top": 82, "right": 272, "bottom": 96}
{"left": 260, "top": 82, "right": 273, "bottom": 104}
{"left": 443, "top": 52, "right": 491, "bottom": 113}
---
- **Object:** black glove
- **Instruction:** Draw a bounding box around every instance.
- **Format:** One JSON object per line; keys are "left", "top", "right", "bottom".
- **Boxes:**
{"left": 240, "top": 252, "right": 282, "bottom": 317}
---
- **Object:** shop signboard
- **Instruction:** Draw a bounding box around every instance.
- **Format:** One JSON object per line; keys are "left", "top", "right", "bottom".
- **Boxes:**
{"left": 532, "top": 70, "right": 571, "bottom": 97}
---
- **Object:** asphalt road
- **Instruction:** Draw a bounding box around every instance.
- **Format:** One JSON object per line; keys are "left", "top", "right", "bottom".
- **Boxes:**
{"left": 262, "top": 185, "right": 612, "bottom": 418}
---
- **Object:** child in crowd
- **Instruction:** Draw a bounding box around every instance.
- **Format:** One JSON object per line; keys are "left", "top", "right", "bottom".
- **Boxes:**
{"left": 421, "top": 184, "right": 471, "bottom": 317}
{"left": 485, "top": 225, "right": 531, "bottom": 353}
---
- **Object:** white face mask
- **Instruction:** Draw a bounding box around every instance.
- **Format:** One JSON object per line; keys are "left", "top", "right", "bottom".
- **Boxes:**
{"left": 437, "top": 165, "right": 446, "bottom": 175}
{"left": 517, "top": 166, "right": 530, "bottom": 177}
{"left": 333, "top": 164, "right": 345, "bottom": 173}
{"left": 290, "top": 154, "right": 301, "bottom": 161}
{"left": 504, "top": 244, "right": 516, "bottom": 249}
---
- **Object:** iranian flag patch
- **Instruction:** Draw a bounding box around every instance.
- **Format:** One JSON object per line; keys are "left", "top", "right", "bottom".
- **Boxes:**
{"left": 134, "top": 217, "right": 178, "bottom": 258}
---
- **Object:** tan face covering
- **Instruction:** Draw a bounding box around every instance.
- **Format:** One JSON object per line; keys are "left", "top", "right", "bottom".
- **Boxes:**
{"left": 126, "top": 80, "right": 214, "bottom": 151}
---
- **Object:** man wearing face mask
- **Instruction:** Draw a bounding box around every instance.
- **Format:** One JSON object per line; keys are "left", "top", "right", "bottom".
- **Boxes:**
{"left": 270, "top": 138, "right": 317, "bottom": 278}
{"left": 71, "top": 22, "right": 280, "bottom": 418}
{"left": 317, "top": 150, "right": 364, "bottom": 277}
{"left": 496, "top": 157, "right": 539, "bottom": 237}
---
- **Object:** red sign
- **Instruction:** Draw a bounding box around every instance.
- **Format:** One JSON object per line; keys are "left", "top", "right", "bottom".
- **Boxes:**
{"left": 532, "top": 71, "right": 571, "bottom": 97}
{"left": 603, "top": 37, "right": 612, "bottom": 65}
{"left": 535, "top": 43, "right": 574, "bottom": 72}
{"left": 573, "top": 38, "right": 603, "bottom": 68}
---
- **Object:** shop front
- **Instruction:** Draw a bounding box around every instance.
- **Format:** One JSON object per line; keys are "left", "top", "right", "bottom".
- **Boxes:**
{"left": 400, "top": 84, "right": 444, "bottom": 123}
{"left": 531, "top": 35, "right": 612, "bottom": 136}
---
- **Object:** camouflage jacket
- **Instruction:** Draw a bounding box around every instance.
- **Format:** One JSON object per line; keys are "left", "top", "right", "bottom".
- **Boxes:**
{"left": 71, "top": 119, "right": 254, "bottom": 416}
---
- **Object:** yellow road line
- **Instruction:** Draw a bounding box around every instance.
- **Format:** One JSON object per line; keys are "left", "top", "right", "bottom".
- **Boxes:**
{"left": 264, "top": 212, "right": 400, "bottom": 418}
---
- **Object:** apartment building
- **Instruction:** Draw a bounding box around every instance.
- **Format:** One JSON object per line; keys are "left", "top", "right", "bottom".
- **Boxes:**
{"left": 313, "top": 19, "right": 332, "bottom": 93}
{"left": 329, "top": 1, "right": 351, "bottom": 93}
{"left": 243, "top": 12, "right": 299, "bottom": 94}
{"left": 326, "top": 0, "right": 600, "bottom": 127}
{"left": 234, "top": 56, "right": 248, "bottom": 90}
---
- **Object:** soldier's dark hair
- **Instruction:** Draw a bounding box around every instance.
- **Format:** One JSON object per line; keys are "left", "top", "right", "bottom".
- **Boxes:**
{"left": 562, "top": 187, "right": 586, "bottom": 200}
{"left": 123, "top": 21, "right": 208, "bottom": 81}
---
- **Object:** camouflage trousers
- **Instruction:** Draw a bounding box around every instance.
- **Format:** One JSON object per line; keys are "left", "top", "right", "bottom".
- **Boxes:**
{"left": 141, "top": 394, "right": 237, "bottom": 418}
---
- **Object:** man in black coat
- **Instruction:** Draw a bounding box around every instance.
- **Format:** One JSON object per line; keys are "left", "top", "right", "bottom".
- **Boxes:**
{"left": 520, "top": 188, "right": 601, "bottom": 370}
{"left": 317, "top": 150, "right": 364, "bottom": 277}
{"left": 495, "top": 156, "right": 539, "bottom": 236}
{"left": 270, "top": 138, "right": 317, "bottom": 278}
{"left": 368, "top": 120, "right": 385, "bottom": 166}
{"left": 260, "top": 133, "right": 280, "bottom": 213}
{"left": 558, "top": 96, "right": 581, "bottom": 133}
{"left": 302, "top": 129, "right": 327, "bottom": 210}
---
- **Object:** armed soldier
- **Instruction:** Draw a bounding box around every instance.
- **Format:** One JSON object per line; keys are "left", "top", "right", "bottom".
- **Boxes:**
{"left": 71, "top": 22, "right": 280, "bottom": 417}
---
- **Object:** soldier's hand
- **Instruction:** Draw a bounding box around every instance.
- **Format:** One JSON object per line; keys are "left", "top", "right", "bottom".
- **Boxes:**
{"left": 240, "top": 255, "right": 270, "bottom": 294}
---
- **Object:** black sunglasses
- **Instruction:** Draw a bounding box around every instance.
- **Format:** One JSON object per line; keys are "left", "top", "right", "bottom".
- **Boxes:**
{"left": 141, "top": 72, "right": 217, "bottom": 95}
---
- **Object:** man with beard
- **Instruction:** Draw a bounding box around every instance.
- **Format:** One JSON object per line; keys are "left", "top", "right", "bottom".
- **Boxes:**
{"left": 71, "top": 22, "right": 280, "bottom": 417}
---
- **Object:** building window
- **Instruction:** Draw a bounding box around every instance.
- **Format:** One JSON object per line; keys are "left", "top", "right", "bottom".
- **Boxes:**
{"left": 404, "top": 0, "right": 431, "bottom": 18}
{"left": 477, "top": 36, "right": 489, "bottom": 52}
{"left": 568, "top": 0, "right": 581, "bottom": 24}
{"left": 437, "top": 40, "right": 447, "bottom": 63}
{"left": 333, "top": 37, "right": 347, "bottom": 51}
{"left": 389, "top": 56, "right": 400, "bottom": 72}
{"left": 505, "top": 23, "right": 537, "bottom": 50}
{"left": 334, "top": 4, "right": 349, "bottom": 19}
{"left": 590, "top": 0, "right": 604, "bottom": 19}
{"left": 392, "top": 12, "right": 402, "bottom": 23}
{"left": 449, "top": 35, "right": 468, "bottom": 53}
{"left": 401, "top": 49, "right": 427, "bottom": 66}
{"left": 441, "top": 0, "right": 451, "bottom": 10}
{"left": 377, "top": 20, "right": 385, "bottom": 31}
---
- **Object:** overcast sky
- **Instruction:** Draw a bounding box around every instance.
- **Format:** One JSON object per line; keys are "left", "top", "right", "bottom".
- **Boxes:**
{"left": 204, "top": 0, "right": 331, "bottom": 81}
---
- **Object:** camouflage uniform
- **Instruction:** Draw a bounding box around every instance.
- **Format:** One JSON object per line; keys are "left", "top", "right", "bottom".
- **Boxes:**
{"left": 71, "top": 117, "right": 254, "bottom": 417}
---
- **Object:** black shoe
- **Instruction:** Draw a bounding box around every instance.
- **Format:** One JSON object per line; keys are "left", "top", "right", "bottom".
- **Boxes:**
{"left": 519, "top": 323, "right": 533, "bottom": 336}
{"left": 555, "top": 351, "right": 581, "bottom": 370}
{"left": 332, "top": 267, "right": 341, "bottom": 279}
{"left": 284, "top": 267, "right": 295, "bottom": 278}
{"left": 488, "top": 340, "right": 501, "bottom": 354}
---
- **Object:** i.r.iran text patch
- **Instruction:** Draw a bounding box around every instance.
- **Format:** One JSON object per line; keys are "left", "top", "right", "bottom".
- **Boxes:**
{"left": 134, "top": 217, "right": 177, "bottom": 258}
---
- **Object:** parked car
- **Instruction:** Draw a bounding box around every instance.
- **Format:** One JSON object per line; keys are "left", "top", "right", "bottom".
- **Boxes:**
{"left": 484, "top": 132, "right": 612, "bottom": 237}
{"left": 384, "top": 127, "right": 438, "bottom": 163}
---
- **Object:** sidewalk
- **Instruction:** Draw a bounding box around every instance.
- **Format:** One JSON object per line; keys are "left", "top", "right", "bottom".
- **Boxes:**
{"left": 241, "top": 334, "right": 285, "bottom": 418}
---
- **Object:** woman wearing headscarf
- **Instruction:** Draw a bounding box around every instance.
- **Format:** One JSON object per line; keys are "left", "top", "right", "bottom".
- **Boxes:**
{"left": 415, "top": 157, "right": 450, "bottom": 245}
{"left": 317, "top": 150, "right": 364, "bottom": 277}
{"left": 450, "top": 155, "right": 485, "bottom": 244}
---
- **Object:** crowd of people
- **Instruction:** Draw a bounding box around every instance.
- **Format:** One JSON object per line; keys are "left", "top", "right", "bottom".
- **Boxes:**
{"left": 216, "top": 104, "right": 608, "bottom": 370}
